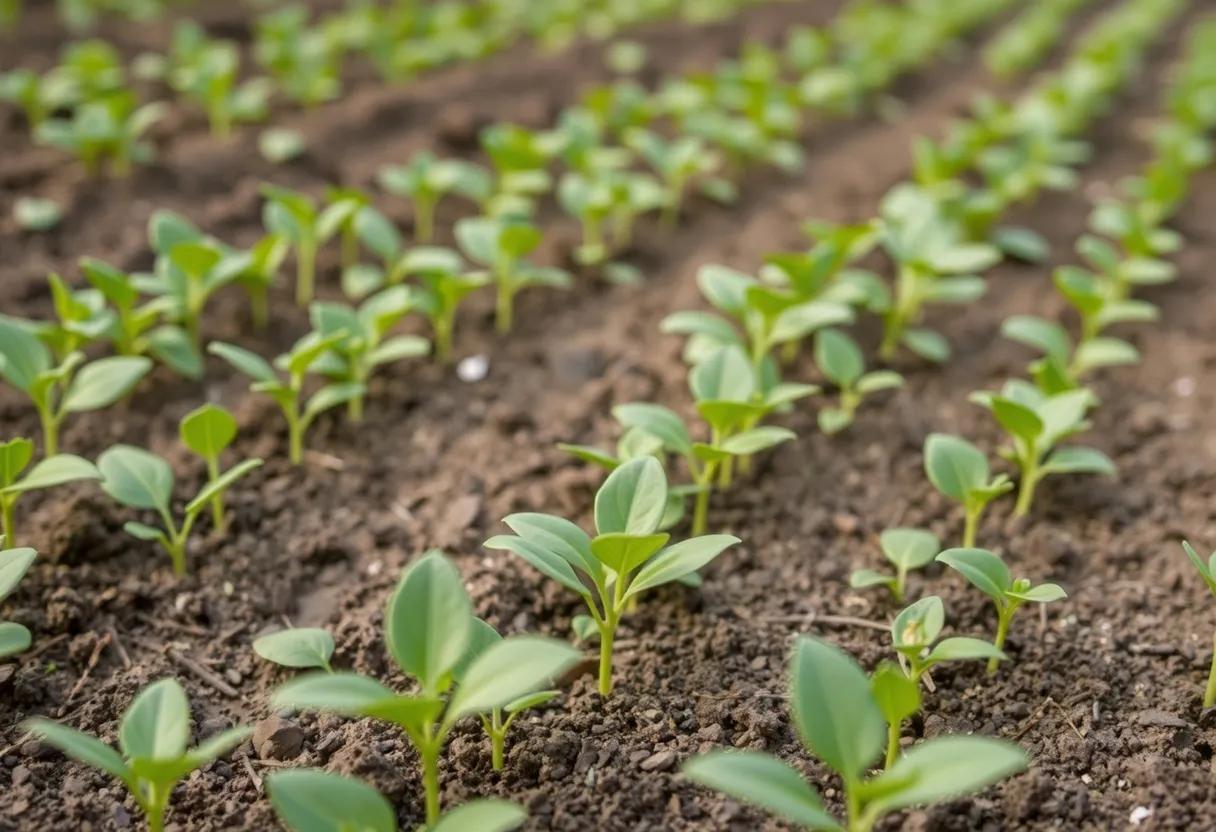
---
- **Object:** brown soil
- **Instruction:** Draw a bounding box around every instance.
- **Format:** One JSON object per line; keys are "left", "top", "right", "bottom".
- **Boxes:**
{"left": 2, "top": 2, "right": 1215, "bottom": 831}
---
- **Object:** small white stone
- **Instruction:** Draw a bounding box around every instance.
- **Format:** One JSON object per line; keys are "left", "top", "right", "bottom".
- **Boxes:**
{"left": 1080, "top": 773, "right": 1092, "bottom": 785}
{"left": 457, "top": 355, "right": 489, "bottom": 382}
{"left": 367, "top": 560, "right": 383, "bottom": 577}
{"left": 223, "top": 581, "right": 234, "bottom": 596}
{"left": 1129, "top": 806, "right": 1152, "bottom": 825}
{"left": 1173, "top": 377, "right": 1196, "bottom": 397}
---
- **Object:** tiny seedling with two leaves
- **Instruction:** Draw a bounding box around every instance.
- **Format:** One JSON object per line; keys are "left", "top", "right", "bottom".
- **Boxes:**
{"left": 849, "top": 528, "right": 939, "bottom": 603}
{"left": 683, "top": 637, "right": 1027, "bottom": 832}
{"left": 1181, "top": 540, "right": 1216, "bottom": 708}
{"left": 25, "top": 679, "right": 250, "bottom": 832}
{"left": 891, "top": 595, "right": 1006, "bottom": 684}
{"left": 0, "top": 436, "right": 99, "bottom": 546}
{"left": 377, "top": 151, "right": 490, "bottom": 243}
{"left": 99, "top": 405, "right": 262, "bottom": 574}
{"left": 267, "top": 768, "right": 526, "bottom": 832}
{"left": 210, "top": 334, "right": 363, "bottom": 464}
{"left": 273, "top": 550, "right": 579, "bottom": 825}
{"left": 970, "top": 380, "right": 1115, "bottom": 517}
{"left": 261, "top": 185, "right": 334, "bottom": 305}
{"left": 813, "top": 328, "right": 903, "bottom": 434}
{"left": 0, "top": 545, "right": 37, "bottom": 659}
{"left": 923, "top": 433, "right": 1013, "bottom": 548}
{"left": 486, "top": 456, "right": 739, "bottom": 697}
{"left": 936, "top": 547, "right": 1066, "bottom": 673}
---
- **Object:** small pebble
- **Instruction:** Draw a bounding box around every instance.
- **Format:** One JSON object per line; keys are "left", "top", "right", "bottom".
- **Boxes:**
{"left": 457, "top": 355, "right": 489, "bottom": 382}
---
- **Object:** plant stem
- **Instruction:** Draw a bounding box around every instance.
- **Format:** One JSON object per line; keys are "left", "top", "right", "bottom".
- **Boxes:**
{"left": 416, "top": 197, "right": 435, "bottom": 243}
{"left": 144, "top": 784, "right": 168, "bottom": 832}
{"left": 598, "top": 618, "right": 617, "bottom": 698}
{"left": 341, "top": 227, "right": 357, "bottom": 270}
{"left": 1205, "top": 630, "right": 1216, "bottom": 709}
{"left": 691, "top": 463, "right": 715, "bottom": 536}
{"left": 989, "top": 608, "right": 1012, "bottom": 674}
{"left": 1014, "top": 459, "right": 1038, "bottom": 518}
{"left": 490, "top": 711, "right": 506, "bottom": 771}
{"left": 250, "top": 285, "right": 269, "bottom": 329}
{"left": 963, "top": 504, "right": 981, "bottom": 548}
{"left": 884, "top": 719, "right": 902, "bottom": 768}
{"left": 717, "top": 455, "right": 733, "bottom": 489}
{"left": 206, "top": 457, "right": 225, "bottom": 533}
{"left": 38, "top": 406, "right": 59, "bottom": 457}
{"left": 495, "top": 280, "right": 514, "bottom": 334}
{"left": 287, "top": 417, "right": 304, "bottom": 466}
{"left": 295, "top": 240, "right": 316, "bottom": 306}
{"left": 433, "top": 315, "right": 454, "bottom": 364}
{"left": 1, "top": 498, "right": 15, "bottom": 547}
{"left": 420, "top": 740, "right": 441, "bottom": 825}
{"left": 347, "top": 393, "right": 364, "bottom": 423}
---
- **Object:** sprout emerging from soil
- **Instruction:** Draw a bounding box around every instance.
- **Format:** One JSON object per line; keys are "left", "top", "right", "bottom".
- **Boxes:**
{"left": 378, "top": 152, "right": 491, "bottom": 244}
{"left": 0, "top": 545, "right": 36, "bottom": 659}
{"left": 936, "top": 548, "right": 1067, "bottom": 673}
{"left": 454, "top": 217, "right": 570, "bottom": 334}
{"left": 268, "top": 768, "right": 526, "bottom": 832}
{"left": 24, "top": 679, "right": 250, "bottom": 832}
{"left": 891, "top": 596, "right": 1005, "bottom": 685}
{"left": 849, "top": 528, "right": 939, "bottom": 604}
{"left": 486, "top": 457, "right": 739, "bottom": 697}
{"left": 0, "top": 436, "right": 99, "bottom": 546}
{"left": 273, "top": 551, "right": 579, "bottom": 824}
{"left": 923, "top": 433, "right": 1012, "bottom": 548}
{"left": 1181, "top": 540, "right": 1216, "bottom": 708}
{"left": 813, "top": 327, "right": 903, "bottom": 434}
{"left": 683, "top": 637, "right": 1027, "bottom": 831}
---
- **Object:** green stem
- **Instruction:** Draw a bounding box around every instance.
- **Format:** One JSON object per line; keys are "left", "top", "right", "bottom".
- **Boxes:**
{"left": 989, "top": 607, "right": 1013, "bottom": 674}
{"left": 415, "top": 196, "right": 435, "bottom": 244}
{"left": 884, "top": 719, "right": 902, "bottom": 768}
{"left": 661, "top": 177, "right": 685, "bottom": 228}
{"left": 495, "top": 279, "right": 514, "bottom": 335}
{"left": 1014, "top": 458, "right": 1038, "bottom": 518}
{"left": 780, "top": 339, "right": 799, "bottom": 365}
{"left": 144, "top": 784, "right": 168, "bottom": 832}
{"left": 433, "top": 314, "right": 454, "bottom": 364}
{"left": 341, "top": 227, "right": 357, "bottom": 270}
{"left": 296, "top": 240, "right": 317, "bottom": 306}
{"left": 348, "top": 393, "right": 364, "bottom": 423}
{"left": 207, "top": 457, "right": 225, "bottom": 533}
{"left": 39, "top": 405, "right": 59, "bottom": 457}
{"left": 287, "top": 416, "right": 304, "bottom": 466}
{"left": 1204, "top": 630, "right": 1216, "bottom": 709}
{"left": 1, "top": 498, "right": 15, "bottom": 547}
{"left": 691, "top": 464, "right": 715, "bottom": 536}
{"left": 598, "top": 617, "right": 617, "bottom": 698}
{"left": 420, "top": 740, "right": 441, "bottom": 825}
{"left": 963, "top": 503, "right": 981, "bottom": 548}
{"left": 718, "top": 455, "right": 734, "bottom": 489}
{"left": 250, "top": 285, "right": 269, "bottom": 330}
{"left": 490, "top": 711, "right": 506, "bottom": 771}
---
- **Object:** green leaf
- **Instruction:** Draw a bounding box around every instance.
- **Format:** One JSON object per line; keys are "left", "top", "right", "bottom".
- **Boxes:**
{"left": 789, "top": 637, "right": 885, "bottom": 780}
{"left": 303, "top": 383, "right": 365, "bottom": 421}
{"left": 855, "top": 371, "right": 903, "bottom": 395}
{"left": 682, "top": 751, "right": 838, "bottom": 829}
{"left": 892, "top": 597, "right": 944, "bottom": 651}
{"left": 147, "top": 326, "right": 203, "bottom": 378}
{"left": 690, "top": 346, "right": 755, "bottom": 403}
{"left": 61, "top": 356, "right": 151, "bottom": 412}
{"left": 935, "top": 548, "right": 1010, "bottom": 601}
{"left": 624, "top": 535, "right": 739, "bottom": 599}
{"left": 924, "top": 276, "right": 986, "bottom": 304}
{"left": 867, "top": 736, "right": 1027, "bottom": 812}
{"left": 870, "top": 662, "right": 921, "bottom": 725}
{"left": 445, "top": 637, "right": 580, "bottom": 723}
{"left": 1041, "top": 446, "right": 1115, "bottom": 476}
{"left": 186, "top": 458, "right": 262, "bottom": 514}
{"left": 849, "top": 569, "right": 894, "bottom": 591}
{"left": 720, "top": 427, "right": 795, "bottom": 456}
{"left": 989, "top": 397, "right": 1043, "bottom": 443}
{"left": 589, "top": 533, "right": 669, "bottom": 576}
{"left": 431, "top": 799, "right": 527, "bottom": 832}
{"left": 180, "top": 404, "right": 237, "bottom": 459}
{"left": 484, "top": 534, "right": 590, "bottom": 597}
{"left": 3, "top": 454, "right": 99, "bottom": 494}
{"left": 384, "top": 550, "right": 472, "bottom": 692}
{"left": 0, "top": 547, "right": 36, "bottom": 599}
{"left": 0, "top": 315, "right": 51, "bottom": 392}
{"left": 901, "top": 328, "right": 950, "bottom": 363}
{"left": 502, "top": 513, "right": 600, "bottom": 581}
{"left": 120, "top": 678, "right": 189, "bottom": 761}
{"left": 254, "top": 628, "right": 335, "bottom": 670}
{"left": 209, "top": 342, "right": 278, "bottom": 383}
{"left": 0, "top": 438, "right": 34, "bottom": 487}
{"left": 273, "top": 672, "right": 397, "bottom": 716}
{"left": 505, "top": 690, "right": 558, "bottom": 714}
{"left": 1072, "top": 338, "right": 1139, "bottom": 374}
{"left": 814, "top": 328, "right": 863, "bottom": 387}
{"left": 22, "top": 719, "right": 130, "bottom": 781}
{"left": 1006, "top": 583, "right": 1067, "bottom": 603}
{"left": 123, "top": 521, "right": 166, "bottom": 543}
{"left": 880, "top": 529, "right": 940, "bottom": 571}
{"left": 611, "top": 403, "right": 693, "bottom": 456}
{"left": 1001, "top": 316, "right": 1070, "bottom": 362}
{"left": 925, "top": 637, "right": 1005, "bottom": 665}
{"left": 268, "top": 769, "right": 397, "bottom": 832}
{"left": 1182, "top": 541, "right": 1216, "bottom": 587}
{"left": 98, "top": 446, "right": 173, "bottom": 512}
{"left": 923, "top": 433, "right": 989, "bottom": 503}
{"left": 452, "top": 618, "right": 503, "bottom": 685}
{"left": 594, "top": 456, "right": 667, "bottom": 536}
{"left": 0, "top": 621, "right": 32, "bottom": 658}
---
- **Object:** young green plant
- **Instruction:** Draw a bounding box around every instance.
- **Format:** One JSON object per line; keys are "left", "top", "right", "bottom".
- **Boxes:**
{"left": 273, "top": 551, "right": 579, "bottom": 825}
{"left": 378, "top": 152, "right": 491, "bottom": 243}
{"left": 486, "top": 456, "right": 739, "bottom": 696}
{"left": 455, "top": 217, "right": 570, "bottom": 334}
{"left": 813, "top": 328, "right": 903, "bottom": 434}
{"left": 923, "top": 433, "right": 1013, "bottom": 547}
{"left": 683, "top": 637, "right": 1027, "bottom": 832}
{"left": 0, "top": 546, "right": 36, "bottom": 658}
{"left": 936, "top": 547, "right": 1066, "bottom": 673}
{"left": 891, "top": 595, "right": 1006, "bottom": 684}
{"left": 262, "top": 185, "right": 332, "bottom": 305}
{"left": 0, "top": 437, "right": 99, "bottom": 546}
{"left": 209, "top": 334, "right": 363, "bottom": 464}
{"left": 24, "top": 679, "right": 250, "bottom": 832}
{"left": 1180, "top": 540, "right": 1216, "bottom": 708}
{"left": 849, "top": 528, "right": 939, "bottom": 604}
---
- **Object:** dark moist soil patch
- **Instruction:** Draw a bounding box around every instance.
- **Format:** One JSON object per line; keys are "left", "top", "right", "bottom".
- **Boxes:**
{"left": 3, "top": 3, "right": 1216, "bottom": 831}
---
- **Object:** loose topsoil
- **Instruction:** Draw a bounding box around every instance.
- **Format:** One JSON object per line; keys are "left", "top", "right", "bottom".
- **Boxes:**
{"left": 2, "top": 2, "right": 1215, "bottom": 830}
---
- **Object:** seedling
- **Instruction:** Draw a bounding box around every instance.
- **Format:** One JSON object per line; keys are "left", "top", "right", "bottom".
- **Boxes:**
{"left": 404, "top": 250, "right": 489, "bottom": 364}
{"left": 98, "top": 438, "right": 261, "bottom": 574}
{"left": 36, "top": 93, "right": 166, "bottom": 176}
{"left": 813, "top": 328, "right": 903, "bottom": 434}
{"left": 13, "top": 197, "right": 62, "bottom": 232}
{"left": 79, "top": 257, "right": 201, "bottom": 378}
{"left": 849, "top": 528, "right": 939, "bottom": 603}
{"left": 558, "top": 171, "right": 615, "bottom": 265}
{"left": 378, "top": 152, "right": 491, "bottom": 243}
{"left": 179, "top": 403, "right": 249, "bottom": 531}
{"left": 254, "top": 5, "right": 341, "bottom": 106}
{"left": 1180, "top": 541, "right": 1216, "bottom": 708}
{"left": 923, "top": 433, "right": 1012, "bottom": 547}
{"left": 318, "top": 188, "right": 398, "bottom": 271}
{"left": 24, "top": 679, "right": 250, "bottom": 832}
{"left": 0, "top": 546, "right": 36, "bottom": 658}
{"left": 455, "top": 217, "right": 570, "bottom": 334}
{"left": 871, "top": 660, "right": 922, "bottom": 769}
{"left": 254, "top": 627, "right": 335, "bottom": 673}
{"left": 460, "top": 618, "right": 562, "bottom": 771}
{"left": 309, "top": 287, "right": 429, "bottom": 420}
{"left": 891, "top": 596, "right": 1005, "bottom": 684}
{"left": 936, "top": 548, "right": 1066, "bottom": 673}
{"left": 273, "top": 551, "right": 580, "bottom": 824}
{"left": 262, "top": 185, "right": 331, "bottom": 305}
{"left": 0, "top": 314, "right": 151, "bottom": 456}
{"left": 625, "top": 129, "right": 723, "bottom": 226}
{"left": 267, "top": 768, "right": 526, "bottom": 832}
{"left": 210, "top": 335, "right": 363, "bottom": 464}
{"left": 480, "top": 123, "right": 562, "bottom": 217}
{"left": 683, "top": 637, "right": 1027, "bottom": 832}
{"left": 486, "top": 457, "right": 739, "bottom": 696}
{"left": 970, "top": 380, "right": 1115, "bottom": 517}
{"left": 232, "top": 234, "right": 289, "bottom": 330}
{"left": 16, "top": 274, "right": 113, "bottom": 360}
{"left": 0, "top": 437, "right": 99, "bottom": 546}
{"left": 872, "top": 184, "right": 1001, "bottom": 362}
